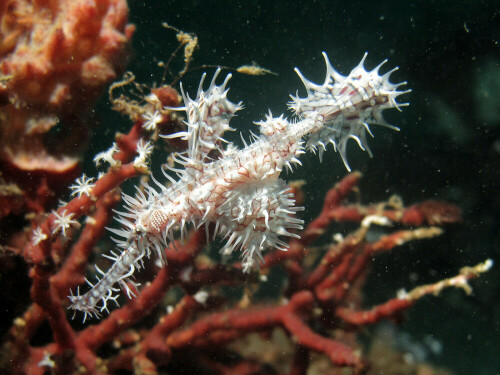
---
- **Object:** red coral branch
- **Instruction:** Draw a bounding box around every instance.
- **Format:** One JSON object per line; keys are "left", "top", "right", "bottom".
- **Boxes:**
{"left": 335, "top": 298, "right": 414, "bottom": 326}
{"left": 6, "top": 158, "right": 485, "bottom": 375}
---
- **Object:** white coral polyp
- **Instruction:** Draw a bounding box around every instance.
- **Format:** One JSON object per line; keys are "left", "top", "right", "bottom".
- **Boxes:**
{"left": 94, "top": 142, "right": 120, "bottom": 168}
{"left": 69, "top": 174, "right": 95, "bottom": 198}
{"left": 52, "top": 209, "right": 79, "bottom": 237}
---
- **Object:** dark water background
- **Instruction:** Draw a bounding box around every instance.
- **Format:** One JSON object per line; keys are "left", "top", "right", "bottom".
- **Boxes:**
{"left": 84, "top": 1, "right": 500, "bottom": 374}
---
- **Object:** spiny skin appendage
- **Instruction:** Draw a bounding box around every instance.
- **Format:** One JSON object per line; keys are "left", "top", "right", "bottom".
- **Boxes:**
{"left": 68, "top": 53, "right": 409, "bottom": 320}
{"left": 289, "top": 52, "right": 410, "bottom": 170}
{"left": 68, "top": 242, "right": 144, "bottom": 322}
